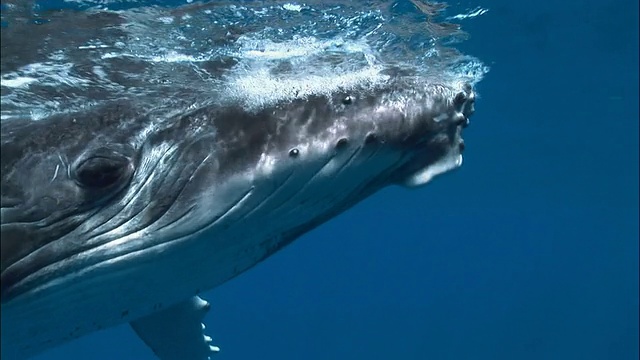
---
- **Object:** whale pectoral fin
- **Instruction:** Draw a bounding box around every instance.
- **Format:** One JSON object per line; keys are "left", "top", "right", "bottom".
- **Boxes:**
{"left": 130, "top": 296, "right": 220, "bottom": 360}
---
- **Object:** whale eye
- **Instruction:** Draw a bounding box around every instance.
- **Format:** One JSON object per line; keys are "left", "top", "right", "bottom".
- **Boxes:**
{"left": 74, "top": 155, "right": 130, "bottom": 189}
{"left": 289, "top": 148, "right": 300, "bottom": 158}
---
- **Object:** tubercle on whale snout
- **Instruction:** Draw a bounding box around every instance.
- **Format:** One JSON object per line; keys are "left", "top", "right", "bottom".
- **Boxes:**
{"left": 376, "top": 82, "right": 475, "bottom": 145}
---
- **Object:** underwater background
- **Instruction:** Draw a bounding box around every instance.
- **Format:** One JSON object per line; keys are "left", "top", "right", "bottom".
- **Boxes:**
{"left": 7, "top": 0, "right": 638, "bottom": 359}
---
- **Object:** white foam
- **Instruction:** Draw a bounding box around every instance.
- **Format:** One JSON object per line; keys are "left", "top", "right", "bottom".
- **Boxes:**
{"left": 0, "top": 77, "right": 37, "bottom": 88}
{"left": 1, "top": 62, "right": 90, "bottom": 88}
{"left": 150, "top": 52, "right": 200, "bottom": 63}
{"left": 237, "top": 37, "right": 358, "bottom": 61}
{"left": 78, "top": 44, "right": 110, "bottom": 50}
{"left": 282, "top": 3, "right": 303, "bottom": 12}
{"left": 227, "top": 66, "right": 389, "bottom": 110}
{"left": 157, "top": 16, "right": 174, "bottom": 24}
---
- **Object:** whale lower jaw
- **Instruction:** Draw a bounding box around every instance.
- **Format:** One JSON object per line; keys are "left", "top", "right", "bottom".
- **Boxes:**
{"left": 402, "top": 152, "right": 463, "bottom": 188}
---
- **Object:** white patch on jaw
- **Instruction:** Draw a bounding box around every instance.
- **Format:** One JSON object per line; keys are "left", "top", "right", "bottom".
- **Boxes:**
{"left": 402, "top": 152, "right": 463, "bottom": 187}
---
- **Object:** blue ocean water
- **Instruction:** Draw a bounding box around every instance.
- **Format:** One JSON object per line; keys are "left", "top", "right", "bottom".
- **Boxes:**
{"left": 3, "top": 0, "right": 637, "bottom": 359}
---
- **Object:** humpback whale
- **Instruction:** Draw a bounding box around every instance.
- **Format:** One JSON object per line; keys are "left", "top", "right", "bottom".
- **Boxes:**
{"left": 1, "top": 79, "right": 476, "bottom": 359}
{"left": 0, "top": 2, "right": 485, "bottom": 359}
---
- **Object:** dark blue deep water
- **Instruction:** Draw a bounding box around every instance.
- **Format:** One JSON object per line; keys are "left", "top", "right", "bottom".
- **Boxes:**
{"left": 5, "top": 0, "right": 638, "bottom": 359}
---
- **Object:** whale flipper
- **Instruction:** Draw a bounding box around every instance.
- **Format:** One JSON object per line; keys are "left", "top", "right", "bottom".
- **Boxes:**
{"left": 131, "top": 296, "right": 220, "bottom": 360}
